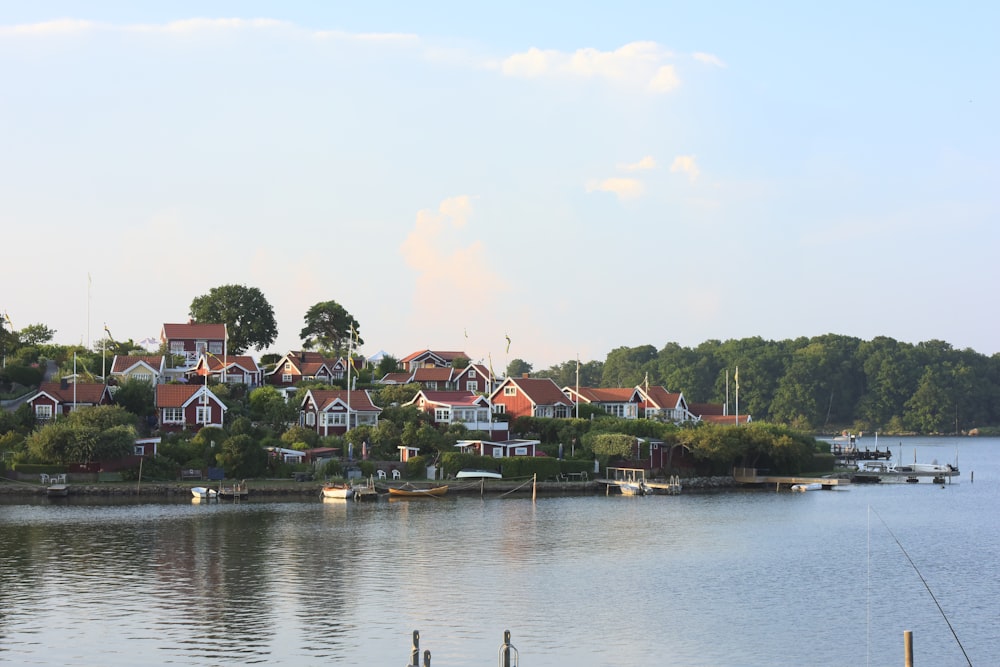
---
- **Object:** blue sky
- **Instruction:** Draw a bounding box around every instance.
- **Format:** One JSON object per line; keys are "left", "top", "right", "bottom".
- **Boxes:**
{"left": 2, "top": 2, "right": 998, "bottom": 369}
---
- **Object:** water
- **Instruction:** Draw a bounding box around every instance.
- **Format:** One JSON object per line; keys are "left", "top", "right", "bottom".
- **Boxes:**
{"left": 2, "top": 436, "right": 998, "bottom": 666}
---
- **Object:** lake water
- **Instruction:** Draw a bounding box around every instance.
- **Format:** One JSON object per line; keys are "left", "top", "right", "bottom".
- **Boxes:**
{"left": 1, "top": 436, "right": 998, "bottom": 666}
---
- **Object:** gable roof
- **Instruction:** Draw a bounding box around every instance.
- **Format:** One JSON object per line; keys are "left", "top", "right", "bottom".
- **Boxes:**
{"left": 110, "top": 355, "right": 165, "bottom": 375}
{"left": 636, "top": 385, "right": 685, "bottom": 409}
{"left": 566, "top": 387, "right": 635, "bottom": 403}
{"left": 300, "top": 389, "right": 381, "bottom": 413}
{"left": 267, "top": 350, "right": 337, "bottom": 378}
{"left": 407, "top": 390, "right": 490, "bottom": 408}
{"left": 688, "top": 402, "right": 725, "bottom": 417}
{"left": 495, "top": 377, "right": 574, "bottom": 407}
{"left": 399, "top": 349, "right": 469, "bottom": 365}
{"left": 155, "top": 384, "right": 227, "bottom": 409}
{"left": 379, "top": 372, "right": 414, "bottom": 384}
{"left": 31, "top": 382, "right": 111, "bottom": 405}
{"left": 412, "top": 367, "right": 455, "bottom": 382}
{"left": 161, "top": 322, "right": 226, "bottom": 341}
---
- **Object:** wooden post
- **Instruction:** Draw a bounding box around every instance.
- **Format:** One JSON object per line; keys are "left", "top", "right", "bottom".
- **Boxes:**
{"left": 532, "top": 473, "right": 536, "bottom": 501}
{"left": 481, "top": 477, "right": 484, "bottom": 497}
{"left": 410, "top": 629, "right": 420, "bottom": 667}
{"left": 904, "top": 630, "right": 913, "bottom": 667}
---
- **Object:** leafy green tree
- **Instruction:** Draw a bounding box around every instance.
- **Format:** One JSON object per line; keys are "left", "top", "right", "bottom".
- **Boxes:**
{"left": 248, "top": 385, "right": 298, "bottom": 432}
{"left": 280, "top": 425, "right": 319, "bottom": 449}
{"left": 535, "top": 359, "right": 604, "bottom": 388}
{"left": 374, "top": 383, "right": 421, "bottom": 408}
{"left": 217, "top": 434, "right": 268, "bottom": 478}
{"left": 299, "top": 300, "right": 362, "bottom": 355}
{"left": 376, "top": 354, "right": 400, "bottom": 377}
{"left": 18, "top": 323, "right": 56, "bottom": 346}
{"left": 26, "top": 421, "right": 76, "bottom": 463}
{"left": 588, "top": 433, "right": 636, "bottom": 459}
{"left": 451, "top": 356, "right": 470, "bottom": 369}
{"left": 113, "top": 378, "right": 156, "bottom": 422}
{"left": 506, "top": 358, "right": 532, "bottom": 377}
{"left": 189, "top": 284, "right": 278, "bottom": 354}
{"left": 601, "top": 345, "right": 656, "bottom": 388}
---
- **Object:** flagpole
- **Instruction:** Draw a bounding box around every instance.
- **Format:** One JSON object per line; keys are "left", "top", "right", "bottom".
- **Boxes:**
{"left": 575, "top": 354, "right": 580, "bottom": 418}
{"left": 735, "top": 366, "right": 739, "bottom": 425}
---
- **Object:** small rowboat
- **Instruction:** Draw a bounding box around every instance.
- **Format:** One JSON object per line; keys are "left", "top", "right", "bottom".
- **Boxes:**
{"left": 388, "top": 485, "right": 448, "bottom": 498}
{"left": 191, "top": 486, "right": 217, "bottom": 499}
{"left": 321, "top": 484, "right": 355, "bottom": 500}
{"left": 456, "top": 469, "right": 502, "bottom": 480}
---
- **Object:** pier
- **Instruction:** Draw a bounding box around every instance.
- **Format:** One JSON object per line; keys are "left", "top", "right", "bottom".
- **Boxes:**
{"left": 732, "top": 467, "right": 849, "bottom": 490}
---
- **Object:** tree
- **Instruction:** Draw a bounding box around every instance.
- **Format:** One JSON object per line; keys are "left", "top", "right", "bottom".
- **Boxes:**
{"left": 506, "top": 358, "right": 532, "bottom": 377}
{"left": 248, "top": 385, "right": 298, "bottom": 432}
{"left": 299, "top": 300, "right": 362, "bottom": 356}
{"left": 376, "top": 354, "right": 400, "bottom": 377}
{"left": 189, "top": 284, "right": 278, "bottom": 354}
{"left": 18, "top": 323, "right": 56, "bottom": 346}
{"left": 113, "top": 378, "right": 156, "bottom": 422}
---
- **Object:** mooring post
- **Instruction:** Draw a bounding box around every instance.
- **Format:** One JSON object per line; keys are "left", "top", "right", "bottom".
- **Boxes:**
{"left": 532, "top": 473, "right": 536, "bottom": 502}
{"left": 500, "top": 629, "right": 512, "bottom": 667}
{"left": 904, "top": 629, "right": 913, "bottom": 667}
{"left": 409, "top": 629, "right": 420, "bottom": 667}
{"left": 423, "top": 649, "right": 431, "bottom": 666}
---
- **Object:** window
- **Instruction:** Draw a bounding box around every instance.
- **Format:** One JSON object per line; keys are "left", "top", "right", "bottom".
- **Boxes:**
{"left": 134, "top": 445, "right": 145, "bottom": 456}
{"left": 466, "top": 380, "right": 478, "bottom": 392}
{"left": 324, "top": 413, "right": 346, "bottom": 426}
{"left": 284, "top": 362, "right": 292, "bottom": 371}
{"left": 492, "top": 446, "right": 503, "bottom": 457}
{"left": 133, "top": 373, "right": 152, "bottom": 384}
{"left": 209, "top": 342, "right": 223, "bottom": 355}
{"left": 35, "top": 404, "right": 53, "bottom": 420}
{"left": 170, "top": 341, "right": 184, "bottom": 354}
{"left": 163, "top": 407, "right": 183, "bottom": 423}
{"left": 282, "top": 374, "right": 292, "bottom": 383}
{"left": 514, "top": 447, "right": 528, "bottom": 456}
{"left": 196, "top": 406, "right": 210, "bottom": 424}
{"left": 604, "top": 404, "right": 625, "bottom": 417}
{"left": 493, "top": 404, "right": 505, "bottom": 415}
{"left": 426, "top": 381, "right": 438, "bottom": 390}
{"left": 504, "top": 386, "right": 516, "bottom": 396}
{"left": 306, "top": 412, "right": 315, "bottom": 426}
{"left": 435, "top": 408, "right": 451, "bottom": 422}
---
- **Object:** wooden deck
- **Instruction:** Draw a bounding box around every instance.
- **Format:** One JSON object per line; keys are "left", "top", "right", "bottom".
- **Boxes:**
{"left": 732, "top": 467, "right": 849, "bottom": 489}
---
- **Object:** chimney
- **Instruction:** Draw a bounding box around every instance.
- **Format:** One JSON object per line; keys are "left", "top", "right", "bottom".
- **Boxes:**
{"left": 522, "top": 373, "right": 529, "bottom": 378}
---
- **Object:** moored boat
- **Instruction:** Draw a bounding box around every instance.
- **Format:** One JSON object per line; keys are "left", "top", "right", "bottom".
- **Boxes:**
{"left": 191, "top": 486, "right": 218, "bottom": 499}
{"left": 388, "top": 485, "right": 448, "bottom": 498}
{"left": 791, "top": 482, "right": 822, "bottom": 492}
{"left": 456, "top": 469, "right": 502, "bottom": 480}
{"left": 321, "top": 484, "right": 355, "bottom": 500}
{"left": 46, "top": 483, "right": 69, "bottom": 497}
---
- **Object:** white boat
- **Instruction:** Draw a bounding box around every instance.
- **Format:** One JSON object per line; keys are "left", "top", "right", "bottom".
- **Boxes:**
{"left": 619, "top": 481, "right": 647, "bottom": 496}
{"left": 791, "top": 482, "right": 822, "bottom": 492}
{"left": 321, "top": 484, "right": 355, "bottom": 500}
{"left": 853, "top": 457, "right": 959, "bottom": 484}
{"left": 191, "top": 486, "right": 218, "bottom": 499}
{"left": 456, "top": 469, "right": 502, "bottom": 480}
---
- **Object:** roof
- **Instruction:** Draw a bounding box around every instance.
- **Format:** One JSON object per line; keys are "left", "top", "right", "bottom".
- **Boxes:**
{"left": 161, "top": 322, "right": 227, "bottom": 341}
{"left": 399, "top": 349, "right": 469, "bottom": 364}
{"left": 408, "top": 390, "right": 489, "bottom": 408}
{"left": 499, "top": 377, "right": 574, "bottom": 407}
{"left": 111, "top": 355, "right": 164, "bottom": 374}
{"left": 155, "top": 384, "right": 226, "bottom": 409}
{"left": 638, "top": 385, "right": 684, "bottom": 409}
{"left": 567, "top": 387, "right": 635, "bottom": 403}
{"left": 301, "top": 389, "right": 381, "bottom": 413}
{"left": 700, "top": 414, "right": 752, "bottom": 425}
{"left": 379, "top": 372, "right": 414, "bottom": 384}
{"left": 689, "top": 402, "right": 725, "bottom": 417}
{"left": 412, "top": 367, "right": 455, "bottom": 382}
{"left": 32, "top": 382, "right": 110, "bottom": 405}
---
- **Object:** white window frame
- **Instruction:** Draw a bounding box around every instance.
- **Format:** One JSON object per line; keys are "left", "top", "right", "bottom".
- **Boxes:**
{"left": 466, "top": 380, "right": 478, "bottom": 392}
{"left": 306, "top": 412, "right": 316, "bottom": 426}
{"left": 504, "top": 386, "right": 516, "bottom": 396}
{"left": 163, "top": 407, "right": 184, "bottom": 423}
{"left": 493, "top": 404, "right": 506, "bottom": 415}
{"left": 170, "top": 341, "right": 185, "bottom": 355}
{"left": 435, "top": 408, "right": 451, "bottom": 422}
{"left": 209, "top": 342, "right": 223, "bottom": 355}
{"left": 196, "top": 406, "right": 211, "bottom": 424}
{"left": 35, "top": 404, "right": 53, "bottom": 420}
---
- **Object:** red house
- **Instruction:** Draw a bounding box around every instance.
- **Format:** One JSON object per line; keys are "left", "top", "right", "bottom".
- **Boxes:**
{"left": 27, "top": 382, "right": 113, "bottom": 421}
{"left": 562, "top": 386, "right": 639, "bottom": 419}
{"left": 634, "top": 385, "right": 696, "bottom": 422}
{"left": 155, "top": 384, "right": 228, "bottom": 432}
{"left": 266, "top": 350, "right": 341, "bottom": 387}
{"left": 161, "top": 321, "right": 227, "bottom": 367}
{"left": 187, "top": 354, "right": 263, "bottom": 386}
{"left": 404, "top": 390, "right": 508, "bottom": 439}
{"left": 399, "top": 349, "right": 469, "bottom": 373}
{"left": 298, "top": 389, "right": 382, "bottom": 436}
{"left": 488, "top": 376, "right": 575, "bottom": 419}
{"left": 453, "top": 363, "right": 495, "bottom": 393}
{"left": 455, "top": 438, "right": 541, "bottom": 458}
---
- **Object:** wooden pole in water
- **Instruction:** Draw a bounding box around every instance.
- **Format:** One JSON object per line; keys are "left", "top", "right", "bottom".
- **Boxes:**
{"left": 532, "top": 473, "right": 536, "bottom": 501}
{"left": 136, "top": 456, "right": 143, "bottom": 495}
{"left": 904, "top": 630, "right": 913, "bottom": 667}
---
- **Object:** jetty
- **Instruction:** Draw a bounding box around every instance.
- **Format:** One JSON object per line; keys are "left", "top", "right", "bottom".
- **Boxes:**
{"left": 732, "top": 467, "right": 849, "bottom": 490}
{"left": 597, "top": 467, "right": 682, "bottom": 495}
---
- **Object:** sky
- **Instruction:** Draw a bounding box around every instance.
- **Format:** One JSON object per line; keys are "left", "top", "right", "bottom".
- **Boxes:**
{"left": 2, "top": 1, "right": 998, "bottom": 370}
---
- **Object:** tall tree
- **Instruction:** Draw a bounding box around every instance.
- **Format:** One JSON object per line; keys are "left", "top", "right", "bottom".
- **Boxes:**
{"left": 299, "top": 300, "right": 362, "bottom": 355}
{"left": 189, "top": 284, "right": 278, "bottom": 354}
{"left": 506, "top": 358, "right": 533, "bottom": 377}
{"left": 17, "top": 323, "right": 56, "bottom": 346}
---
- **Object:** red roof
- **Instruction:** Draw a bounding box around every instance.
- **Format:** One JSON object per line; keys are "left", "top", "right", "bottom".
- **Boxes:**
{"left": 410, "top": 390, "right": 487, "bottom": 408}
{"left": 412, "top": 367, "right": 454, "bottom": 382}
{"left": 155, "top": 384, "right": 225, "bottom": 409}
{"left": 34, "top": 382, "right": 110, "bottom": 405}
{"left": 571, "top": 387, "right": 635, "bottom": 403}
{"left": 506, "top": 377, "right": 574, "bottom": 407}
{"left": 303, "top": 389, "right": 381, "bottom": 413}
{"left": 161, "top": 322, "right": 226, "bottom": 341}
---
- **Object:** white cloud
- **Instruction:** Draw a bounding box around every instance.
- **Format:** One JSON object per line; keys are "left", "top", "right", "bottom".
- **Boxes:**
{"left": 500, "top": 41, "right": 682, "bottom": 93}
{"left": 586, "top": 177, "right": 645, "bottom": 200}
{"left": 0, "top": 18, "right": 97, "bottom": 36}
{"left": 693, "top": 52, "right": 726, "bottom": 68}
{"left": 618, "top": 156, "right": 657, "bottom": 172}
{"left": 670, "top": 155, "right": 701, "bottom": 182}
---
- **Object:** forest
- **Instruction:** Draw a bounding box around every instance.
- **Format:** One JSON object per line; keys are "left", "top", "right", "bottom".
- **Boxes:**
{"left": 530, "top": 334, "right": 1000, "bottom": 434}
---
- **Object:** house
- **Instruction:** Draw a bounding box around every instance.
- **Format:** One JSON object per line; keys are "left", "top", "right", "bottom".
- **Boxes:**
{"left": 404, "top": 390, "right": 508, "bottom": 439}
{"left": 155, "top": 384, "right": 227, "bottom": 432}
{"left": 27, "top": 381, "right": 113, "bottom": 421}
{"left": 411, "top": 366, "right": 456, "bottom": 391}
{"left": 187, "top": 354, "right": 263, "bottom": 386}
{"left": 488, "top": 376, "right": 575, "bottom": 419}
{"left": 687, "top": 401, "right": 752, "bottom": 424}
{"left": 266, "top": 350, "right": 341, "bottom": 387}
{"left": 298, "top": 389, "right": 382, "bottom": 436}
{"left": 110, "top": 355, "right": 166, "bottom": 385}
{"left": 634, "top": 385, "right": 696, "bottom": 422}
{"left": 378, "top": 372, "right": 415, "bottom": 385}
{"left": 455, "top": 438, "right": 542, "bottom": 458}
{"left": 562, "top": 386, "right": 639, "bottom": 419}
{"left": 160, "top": 321, "right": 227, "bottom": 368}
{"left": 453, "top": 363, "right": 495, "bottom": 394}
{"left": 399, "top": 349, "right": 469, "bottom": 373}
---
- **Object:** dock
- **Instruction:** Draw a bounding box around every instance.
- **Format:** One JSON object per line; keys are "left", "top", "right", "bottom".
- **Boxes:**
{"left": 732, "top": 467, "right": 849, "bottom": 490}
{"left": 597, "top": 467, "right": 681, "bottom": 495}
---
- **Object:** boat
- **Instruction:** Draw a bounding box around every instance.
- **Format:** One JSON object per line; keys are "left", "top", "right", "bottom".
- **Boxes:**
{"left": 218, "top": 481, "right": 249, "bottom": 500}
{"left": 852, "top": 457, "right": 959, "bottom": 484}
{"left": 456, "top": 469, "right": 502, "bottom": 479}
{"left": 191, "top": 486, "right": 218, "bottom": 499}
{"left": 321, "top": 484, "right": 355, "bottom": 500}
{"left": 46, "top": 483, "right": 69, "bottom": 497}
{"left": 388, "top": 485, "right": 448, "bottom": 498}
{"left": 618, "top": 481, "right": 648, "bottom": 496}
{"left": 790, "top": 482, "right": 822, "bottom": 492}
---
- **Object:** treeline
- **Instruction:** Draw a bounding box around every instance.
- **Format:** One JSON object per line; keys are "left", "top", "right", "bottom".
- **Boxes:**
{"left": 532, "top": 334, "right": 1000, "bottom": 433}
